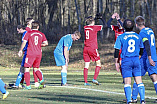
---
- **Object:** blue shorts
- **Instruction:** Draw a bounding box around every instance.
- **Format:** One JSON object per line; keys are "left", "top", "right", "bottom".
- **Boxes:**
{"left": 146, "top": 59, "right": 157, "bottom": 76}
{"left": 121, "top": 57, "right": 141, "bottom": 78}
{"left": 54, "top": 52, "right": 65, "bottom": 66}
{"left": 21, "top": 51, "right": 27, "bottom": 67}
{"left": 140, "top": 57, "right": 147, "bottom": 76}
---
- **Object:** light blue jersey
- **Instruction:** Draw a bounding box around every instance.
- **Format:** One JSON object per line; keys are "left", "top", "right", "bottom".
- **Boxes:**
{"left": 54, "top": 34, "right": 73, "bottom": 66}
{"left": 139, "top": 28, "right": 157, "bottom": 61}
{"left": 114, "top": 32, "right": 144, "bottom": 58}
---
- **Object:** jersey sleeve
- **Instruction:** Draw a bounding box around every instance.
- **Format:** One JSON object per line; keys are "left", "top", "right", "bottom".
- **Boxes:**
{"left": 63, "top": 36, "right": 70, "bottom": 48}
{"left": 139, "top": 36, "right": 144, "bottom": 48}
{"left": 111, "top": 25, "right": 115, "bottom": 31}
{"left": 139, "top": 32, "right": 148, "bottom": 42}
{"left": 114, "top": 36, "right": 121, "bottom": 50}
{"left": 42, "top": 34, "right": 47, "bottom": 42}
{"left": 25, "top": 27, "right": 31, "bottom": 32}
{"left": 23, "top": 32, "right": 29, "bottom": 42}
{"left": 95, "top": 25, "right": 103, "bottom": 31}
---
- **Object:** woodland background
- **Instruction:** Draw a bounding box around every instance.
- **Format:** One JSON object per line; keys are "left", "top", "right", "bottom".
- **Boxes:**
{"left": 0, "top": 0, "right": 157, "bottom": 45}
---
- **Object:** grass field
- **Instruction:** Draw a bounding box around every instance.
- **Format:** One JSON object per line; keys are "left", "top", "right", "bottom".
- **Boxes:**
{"left": 0, "top": 67, "right": 157, "bottom": 104}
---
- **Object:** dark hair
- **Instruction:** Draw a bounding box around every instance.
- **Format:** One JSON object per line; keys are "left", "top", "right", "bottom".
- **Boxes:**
{"left": 17, "top": 25, "right": 25, "bottom": 30}
{"left": 85, "top": 16, "right": 94, "bottom": 25}
{"left": 74, "top": 31, "right": 81, "bottom": 38}
{"left": 25, "top": 18, "right": 33, "bottom": 25}
{"left": 134, "top": 16, "right": 145, "bottom": 26}
{"left": 31, "top": 21, "right": 40, "bottom": 29}
{"left": 123, "top": 19, "right": 134, "bottom": 31}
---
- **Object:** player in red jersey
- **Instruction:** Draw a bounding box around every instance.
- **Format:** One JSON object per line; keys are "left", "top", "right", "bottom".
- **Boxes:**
{"left": 18, "top": 21, "right": 48, "bottom": 89}
{"left": 83, "top": 16, "right": 103, "bottom": 86}
{"left": 107, "top": 13, "right": 124, "bottom": 81}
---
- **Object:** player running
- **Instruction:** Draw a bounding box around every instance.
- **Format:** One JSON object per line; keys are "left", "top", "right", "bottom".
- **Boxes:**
{"left": 18, "top": 21, "right": 48, "bottom": 90}
{"left": 54, "top": 31, "right": 81, "bottom": 86}
{"left": 83, "top": 16, "right": 102, "bottom": 86}
{"left": 0, "top": 78, "right": 9, "bottom": 99}
{"left": 114, "top": 19, "right": 145, "bottom": 104}
{"left": 131, "top": 16, "right": 157, "bottom": 103}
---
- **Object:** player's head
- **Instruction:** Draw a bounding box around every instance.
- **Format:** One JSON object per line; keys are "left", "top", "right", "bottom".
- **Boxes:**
{"left": 73, "top": 31, "right": 81, "bottom": 41}
{"left": 17, "top": 25, "right": 26, "bottom": 34}
{"left": 134, "top": 16, "right": 145, "bottom": 27}
{"left": 31, "top": 21, "right": 40, "bottom": 29}
{"left": 123, "top": 19, "right": 134, "bottom": 32}
{"left": 25, "top": 18, "right": 34, "bottom": 26}
{"left": 85, "top": 16, "right": 95, "bottom": 25}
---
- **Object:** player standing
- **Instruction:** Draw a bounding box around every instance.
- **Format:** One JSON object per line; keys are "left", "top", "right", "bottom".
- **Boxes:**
{"left": 54, "top": 31, "right": 81, "bottom": 86}
{"left": 131, "top": 16, "right": 157, "bottom": 103}
{"left": 107, "top": 13, "right": 124, "bottom": 80}
{"left": 0, "top": 78, "right": 9, "bottom": 99}
{"left": 18, "top": 21, "right": 48, "bottom": 89}
{"left": 114, "top": 19, "right": 145, "bottom": 104}
{"left": 83, "top": 16, "right": 102, "bottom": 86}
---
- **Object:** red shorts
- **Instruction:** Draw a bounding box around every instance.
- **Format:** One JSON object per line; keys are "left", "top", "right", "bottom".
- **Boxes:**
{"left": 24, "top": 54, "right": 42, "bottom": 68}
{"left": 83, "top": 47, "right": 100, "bottom": 62}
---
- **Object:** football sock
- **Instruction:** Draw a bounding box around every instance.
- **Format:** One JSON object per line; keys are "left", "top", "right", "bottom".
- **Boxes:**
{"left": 132, "top": 81, "right": 138, "bottom": 100}
{"left": 0, "top": 79, "right": 6, "bottom": 94}
{"left": 15, "top": 72, "right": 24, "bottom": 86}
{"left": 93, "top": 66, "right": 101, "bottom": 80}
{"left": 138, "top": 83, "right": 145, "bottom": 103}
{"left": 20, "top": 76, "right": 24, "bottom": 84}
{"left": 33, "top": 70, "right": 38, "bottom": 83}
{"left": 153, "top": 81, "right": 157, "bottom": 94}
{"left": 24, "top": 72, "right": 30, "bottom": 86}
{"left": 61, "top": 72, "right": 67, "bottom": 85}
{"left": 35, "top": 70, "right": 43, "bottom": 81}
{"left": 124, "top": 84, "right": 131, "bottom": 103}
{"left": 84, "top": 68, "right": 88, "bottom": 83}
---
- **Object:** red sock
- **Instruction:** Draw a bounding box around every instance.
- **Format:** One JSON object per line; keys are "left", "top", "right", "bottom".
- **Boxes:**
{"left": 20, "top": 76, "right": 24, "bottom": 84}
{"left": 93, "top": 66, "right": 101, "bottom": 80}
{"left": 84, "top": 68, "right": 88, "bottom": 83}
{"left": 35, "top": 70, "right": 43, "bottom": 81}
{"left": 24, "top": 72, "right": 30, "bottom": 86}
{"left": 33, "top": 70, "right": 38, "bottom": 83}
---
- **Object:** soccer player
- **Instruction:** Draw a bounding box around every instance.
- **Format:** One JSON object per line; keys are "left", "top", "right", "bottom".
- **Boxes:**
{"left": 18, "top": 21, "right": 48, "bottom": 89}
{"left": 83, "top": 16, "right": 102, "bottom": 86}
{"left": 0, "top": 78, "right": 9, "bottom": 99}
{"left": 131, "top": 16, "right": 157, "bottom": 103}
{"left": 107, "top": 13, "right": 124, "bottom": 78}
{"left": 114, "top": 19, "right": 145, "bottom": 104}
{"left": 54, "top": 31, "right": 81, "bottom": 86}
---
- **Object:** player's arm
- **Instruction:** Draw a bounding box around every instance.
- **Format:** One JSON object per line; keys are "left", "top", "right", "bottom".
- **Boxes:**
{"left": 18, "top": 41, "right": 27, "bottom": 57}
{"left": 116, "top": 14, "right": 123, "bottom": 27}
{"left": 139, "top": 48, "right": 144, "bottom": 59}
{"left": 114, "top": 48, "right": 120, "bottom": 72}
{"left": 41, "top": 41, "right": 48, "bottom": 47}
{"left": 107, "top": 13, "right": 117, "bottom": 28}
{"left": 143, "top": 39, "right": 155, "bottom": 66}
{"left": 64, "top": 46, "right": 69, "bottom": 66}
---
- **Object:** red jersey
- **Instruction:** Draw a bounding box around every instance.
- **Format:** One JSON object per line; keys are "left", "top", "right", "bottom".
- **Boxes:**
{"left": 23, "top": 29, "right": 47, "bottom": 56}
{"left": 84, "top": 25, "right": 102, "bottom": 49}
{"left": 25, "top": 27, "right": 31, "bottom": 31}
{"left": 111, "top": 25, "right": 124, "bottom": 41}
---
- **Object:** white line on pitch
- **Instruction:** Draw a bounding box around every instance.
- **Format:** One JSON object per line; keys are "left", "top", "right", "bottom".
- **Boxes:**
{"left": 51, "top": 86, "right": 157, "bottom": 100}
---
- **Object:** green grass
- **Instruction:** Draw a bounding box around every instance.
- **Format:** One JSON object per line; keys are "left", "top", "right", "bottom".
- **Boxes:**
{"left": 0, "top": 68, "right": 156, "bottom": 104}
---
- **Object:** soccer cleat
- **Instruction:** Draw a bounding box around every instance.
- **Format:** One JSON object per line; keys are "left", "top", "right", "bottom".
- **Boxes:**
{"left": 61, "top": 83, "right": 71, "bottom": 86}
{"left": 38, "top": 84, "right": 44, "bottom": 89}
{"left": 40, "top": 79, "right": 45, "bottom": 85}
{"left": 141, "top": 100, "right": 146, "bottom": 104}
{"left": 3, "top": 91, "right": 9, "bottom": 99}
{"left": 24, "top": 86, "right": 31, "bottom": 90}
{"left": 35, "top": 82, "right": 40, "bottom": 87}
{"left": 20, "top": 83, "right": 25, "bottom": 88}
{"left": 131, "top": 99, "right": 137, "bottom": 103}
{"left": 92, "top": 79, "right": 101, "bottom": 85}
{"left": 11, "top": 85, "right": 19, "bottom": 89}
{"left": 9, "top": 83, "right": 15, "bottom": 87}
{"left": 84, "top": 83, "right": 91, "bottom": 86}
{"left": 154, "top": 99, "right": 157, "bottom": 103}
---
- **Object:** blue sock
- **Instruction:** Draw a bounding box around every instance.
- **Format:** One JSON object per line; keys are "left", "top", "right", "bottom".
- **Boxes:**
{"left": 138, "top": 83, "right": 145, "bottom": 103}
{"left": 132, "top": 82, "right": 138, "bottom": 100}
{"left": 124, "top": 84, "right": 131, "bottom": 103}
{"left": 0, "top": 79, "right": 6, "bottom": 94}
{"left": 153, "top": 81, "right": 157, "bottom": 94}
{"left": 15, "top": 72, "right": 24, "bottom": 86}
{"left": 61, "top": 72, "right": 67, "bottom": 85}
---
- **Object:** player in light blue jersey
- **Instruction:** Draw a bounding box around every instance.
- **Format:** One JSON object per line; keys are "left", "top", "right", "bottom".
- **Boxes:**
{"left": 54, "top": 31, "right": 81, "bottom": 86}
{"left": 114, "top": 19, "right": 145, "bottom": 104}
{"left": 131, "top": 16, "right": 157, "bottom": 103}
{"left": 0, "top": 78, "right": 9, "bottom": 99}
